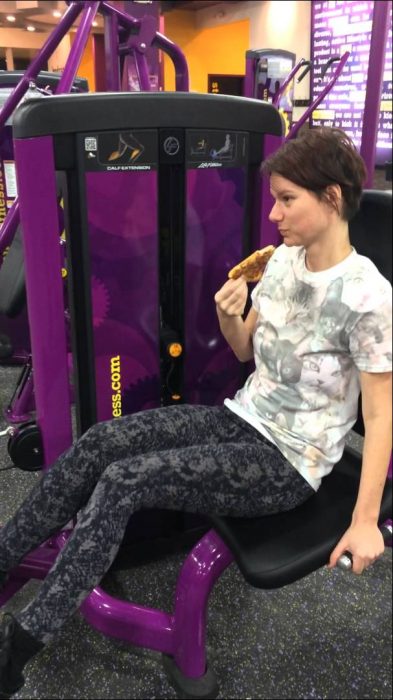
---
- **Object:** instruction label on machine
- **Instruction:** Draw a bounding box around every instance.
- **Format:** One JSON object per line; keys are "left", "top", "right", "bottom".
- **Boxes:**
{"left": 186, "top": 130, "right": 248, "bottom": 169}
{"left": 81, "top": 130, "right": 158, "bottom": 171}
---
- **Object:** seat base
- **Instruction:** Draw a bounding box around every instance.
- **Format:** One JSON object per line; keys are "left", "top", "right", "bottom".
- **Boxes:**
{"left": 162, "top": 654, "right": 219, "bottom": 700}
{"left": 210, "top": 448, "right": 392, "bottom": 589}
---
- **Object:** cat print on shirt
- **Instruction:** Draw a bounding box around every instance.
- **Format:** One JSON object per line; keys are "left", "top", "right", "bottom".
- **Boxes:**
{"left": 314, "top": 278, "right": 361, "bottom": 348}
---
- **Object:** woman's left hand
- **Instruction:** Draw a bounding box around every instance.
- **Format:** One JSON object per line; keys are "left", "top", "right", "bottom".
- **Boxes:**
{"left": 327, "top": 521, "right": 385, "bottom": 574}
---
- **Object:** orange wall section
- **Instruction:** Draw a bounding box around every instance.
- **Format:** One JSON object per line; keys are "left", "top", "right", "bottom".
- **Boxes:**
{"left": 71, "top": 34, "right": 96, "bottom": 91}
{"left": 163, "top": 11, "right": 250, "bottom": 93}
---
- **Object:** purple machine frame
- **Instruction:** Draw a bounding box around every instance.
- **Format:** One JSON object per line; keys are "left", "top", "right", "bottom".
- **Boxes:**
{"left": 4, "top": 92, "right": 282, "bottom": 700}
{"left": 0, "top": 4, "right": 391, "bottom": 697}
{"left": 0, "top": 0, "right": 188, "bottom": 425}
{"left": 0, "top": 2, "right": 281, "bottom": 693}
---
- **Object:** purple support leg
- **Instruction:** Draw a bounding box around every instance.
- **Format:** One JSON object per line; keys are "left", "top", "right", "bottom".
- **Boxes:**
{"left": 13, "top": 136, "right": 72, "bottom": 468}
{"left": 171, "top": 530, "right": 234, "bottom": 677}
{"left": 80, "top": 588, "right": 175, "bottom": 653}
{"left": 79, "top": 529, "right": 233, "bottom": 695}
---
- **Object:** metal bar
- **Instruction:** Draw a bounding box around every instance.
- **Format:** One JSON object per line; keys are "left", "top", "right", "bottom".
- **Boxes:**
{"left": 81, "top": 587, "right": 175, "bottom": 654}
{"left": 172, "top": 530, "right": 234, "bottom": 676}
{"left": 153, "top": 32, "right": 189, "bottom": 92}
{"left": 273, "top": 58, "right": 309, "bottom": 107}
{"left": 133, "top": 51, "right": 151, "bottom": 91}
{"left": 0, "top": 199, "right": 19, "bottom": 253}
{"left": 0, "top": 2, "right": 82, "bottom": 130}
{"left": 104, "top": 12, "right": 121, "bottom": 91}
{"left": 360, "top": 1, "right": 390, "bottom": 187}
{"left": 57, "top": 2, "right": 101, "bottom": 93}
{"left": 100, "top": 1, "right": 189, "bottom": 91}
{"left": 290, "top": 51, "right": 350, "bottom": 139}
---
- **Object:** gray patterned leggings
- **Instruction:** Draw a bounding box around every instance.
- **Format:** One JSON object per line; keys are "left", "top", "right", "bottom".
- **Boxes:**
{"left": 0, "top": 405, "right": 313, "bottom": 643}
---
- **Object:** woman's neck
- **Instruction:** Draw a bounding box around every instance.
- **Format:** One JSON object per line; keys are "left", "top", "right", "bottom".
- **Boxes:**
{"left": 305, "top": 222, "right": 352, "bottom": 272}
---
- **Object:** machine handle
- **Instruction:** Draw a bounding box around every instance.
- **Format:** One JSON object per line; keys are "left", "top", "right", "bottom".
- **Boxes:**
{"left": 296, "top": 60, "right": 312, "bottom": 84}
{"left": 287, "top": 51, "right": 350, "bottom": 140}
{"left": 319, "top": 56, "right": 341, "bottom": 82}
{"left": 272, "top": 58, "right": 309, "bottom": 106}
{"left": 337, "top": 523, "right": 393, "bottom": 571}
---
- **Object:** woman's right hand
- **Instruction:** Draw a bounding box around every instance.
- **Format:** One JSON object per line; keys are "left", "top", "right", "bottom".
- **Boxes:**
{"left": 214, "top": 277, "right": 248, "bottom": 317}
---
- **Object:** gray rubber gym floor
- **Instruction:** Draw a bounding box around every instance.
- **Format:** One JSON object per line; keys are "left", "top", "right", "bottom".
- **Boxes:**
{"left": 0, "top": 363, "right": 392, "bottom": 700}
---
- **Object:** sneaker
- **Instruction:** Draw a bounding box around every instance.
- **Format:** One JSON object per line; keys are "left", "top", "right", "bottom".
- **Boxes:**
{"left": 0, "top": 613, "right": 44, "bottom": 699}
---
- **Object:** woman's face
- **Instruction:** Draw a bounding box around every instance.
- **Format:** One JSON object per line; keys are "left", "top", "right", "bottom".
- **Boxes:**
{"left": 268, "top": 173, "right": 338, "bottom": 248}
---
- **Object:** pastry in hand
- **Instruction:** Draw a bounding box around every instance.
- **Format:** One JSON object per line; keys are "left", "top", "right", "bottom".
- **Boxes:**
{"left": 228, "top": 245, "right": 276, "bottom": 282}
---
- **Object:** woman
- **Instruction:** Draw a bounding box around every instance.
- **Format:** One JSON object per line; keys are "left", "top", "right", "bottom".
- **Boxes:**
{"left": 1, "top": 127, "right": 392, "bottom": 698}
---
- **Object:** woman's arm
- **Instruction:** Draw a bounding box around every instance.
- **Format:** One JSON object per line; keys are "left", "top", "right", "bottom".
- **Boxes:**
{"left": 214, "top": 277, "right": 257, "bottom": 362}
{"left": 328, "top": 370, "right": 392, "bottom": 574}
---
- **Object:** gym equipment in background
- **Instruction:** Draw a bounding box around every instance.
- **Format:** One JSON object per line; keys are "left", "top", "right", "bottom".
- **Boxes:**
{"left": 0, "top": 71, "right": 88, "bottom": 365}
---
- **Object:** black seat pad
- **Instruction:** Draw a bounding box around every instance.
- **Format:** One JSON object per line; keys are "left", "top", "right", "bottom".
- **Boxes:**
{"left": 210, "top": 449, "right": 392, "bottom": 589}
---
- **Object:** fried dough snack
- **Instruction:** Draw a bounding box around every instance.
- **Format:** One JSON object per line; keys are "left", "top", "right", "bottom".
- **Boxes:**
{"left": 228, "top": 245, "right": 276, "bottom": 282}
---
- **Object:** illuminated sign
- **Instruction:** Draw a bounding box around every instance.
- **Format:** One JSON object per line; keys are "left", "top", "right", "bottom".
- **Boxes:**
{"left": 311, "top": 0, "right": 392, "bottom": 165}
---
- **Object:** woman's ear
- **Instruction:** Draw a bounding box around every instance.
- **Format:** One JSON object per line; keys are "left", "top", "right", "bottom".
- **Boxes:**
{"left": 325, "top": 184, "right": 343, "bottom": 215}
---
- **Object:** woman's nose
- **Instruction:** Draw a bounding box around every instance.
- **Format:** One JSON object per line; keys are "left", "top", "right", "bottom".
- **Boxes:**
{"left": 269, "top": 201, "right": 283, "bottom": 222}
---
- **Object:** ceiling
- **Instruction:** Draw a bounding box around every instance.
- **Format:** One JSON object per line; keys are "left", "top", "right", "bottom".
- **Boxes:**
{"left": 0, "top": 1, "right": 104, "bottom": 33}
{"left": 161, "top": 1, "right": 240, "bottom": 10}
{"left": 0, "top": 1, "right": 238, "bottom": 34}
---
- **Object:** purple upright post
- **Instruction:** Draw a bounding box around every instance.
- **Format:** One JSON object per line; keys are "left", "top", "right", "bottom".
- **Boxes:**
{"left": 100, "top": 1, "right": 189, "bottom": 92}
{"left": 243, "top": 53, "right": 256, "bottom": 97}
{"left": 154, "top": 32, "right": 189, "bottom": 92}
{"left": 57, "top": 1, "right": 100, "bottom": 94}
{"left": 104, "top": 12, "right": 121, "bottom": 91}
{"left": 360, "top": 1, "right": 390, "bottom": 187}
{"left": 171, "top": 530, "right": 234, "bottom": 677}
{"left": 0, "top": 1, "right": 81, "bottom": 130}
{"left": 119, "top": 14, "right": 159, "bottom": 92}
{"left": 13, "top": 136, "right": 72, "bottom": 467}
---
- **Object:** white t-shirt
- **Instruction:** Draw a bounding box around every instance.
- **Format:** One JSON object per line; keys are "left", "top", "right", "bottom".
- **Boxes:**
{"left": 225, "top": 244, "right": 392, "bottom": 491}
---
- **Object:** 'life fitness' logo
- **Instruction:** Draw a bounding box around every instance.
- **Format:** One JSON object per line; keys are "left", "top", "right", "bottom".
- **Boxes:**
{"left": 163, "top": 136, "right": 180, "bottom": 156}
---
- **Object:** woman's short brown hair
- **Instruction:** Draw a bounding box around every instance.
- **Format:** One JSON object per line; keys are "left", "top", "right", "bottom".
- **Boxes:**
{"left": 260, "top": 127, "right": 367, "bottom": 220}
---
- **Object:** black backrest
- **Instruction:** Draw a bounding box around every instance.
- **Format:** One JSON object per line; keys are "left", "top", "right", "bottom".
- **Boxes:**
{"left": 0, "top": 174, "right": 64, "bottom": 317}
{"left": 0, "top": 227, "right": 26, "bottom": 317}
{"left": 348, "top": 189, "right": 392, "bottom": 436}
{"left": 349, "top": 189, "right": 392, "bottom": 284}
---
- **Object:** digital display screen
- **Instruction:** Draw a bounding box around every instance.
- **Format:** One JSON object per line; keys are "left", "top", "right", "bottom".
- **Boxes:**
{"left": 311, "top": 0, "right": 392, "bottom": 165}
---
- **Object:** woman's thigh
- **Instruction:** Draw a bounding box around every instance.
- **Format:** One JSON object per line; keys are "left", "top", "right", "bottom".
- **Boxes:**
{"left": 102, "top": 438, "right": 314, "bottom": 519}
{"left": 75, "top": 404, "right": 252, "bottom": 466}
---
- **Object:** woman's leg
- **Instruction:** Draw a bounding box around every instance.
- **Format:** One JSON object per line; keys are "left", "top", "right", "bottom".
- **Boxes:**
{"left": 15, "top": 413, "right": 313, "bottom": 643}
{"left": 0, "top": 405, "right": 232, "bottom": 572}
